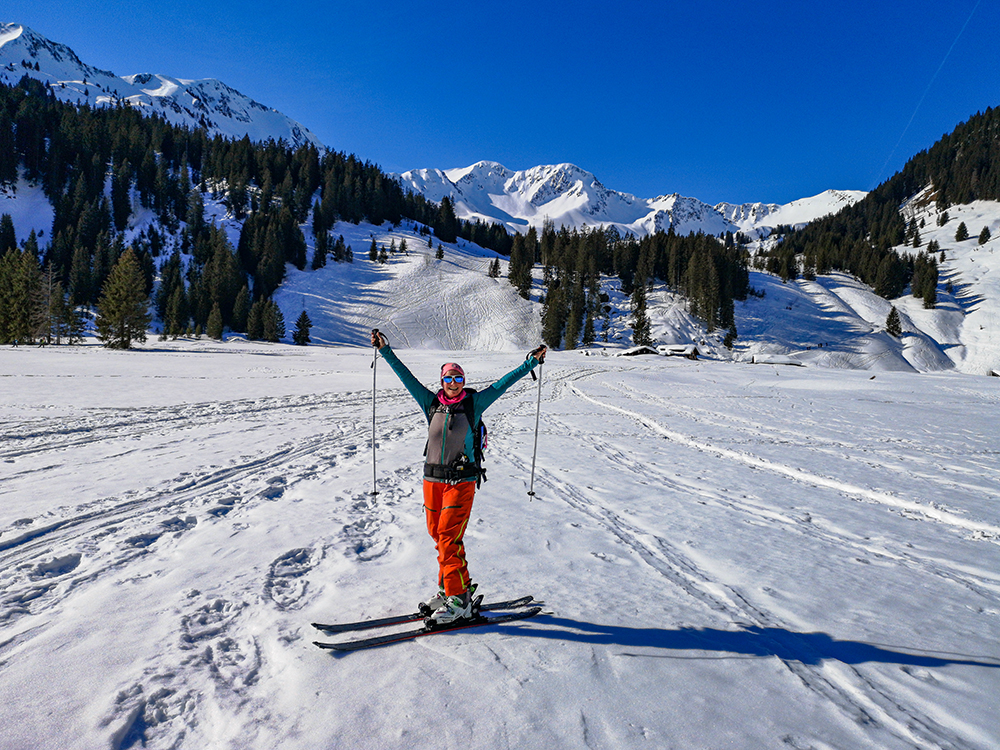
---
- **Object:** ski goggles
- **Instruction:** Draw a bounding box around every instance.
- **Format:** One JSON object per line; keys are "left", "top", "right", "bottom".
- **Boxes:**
{"left": 441, "top": 375, "right": 465, "bottom": 384}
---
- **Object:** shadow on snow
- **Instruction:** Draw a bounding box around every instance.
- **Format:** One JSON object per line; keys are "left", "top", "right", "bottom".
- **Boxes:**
{"left": 509, "top": 615, "right": 1000, "bottom": 669}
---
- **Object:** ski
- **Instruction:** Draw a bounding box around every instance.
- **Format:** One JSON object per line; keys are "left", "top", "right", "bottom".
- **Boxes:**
{"left": 313, "top": 606, "right": 542, "bottom": 652}
{"left": 311, "top": 594, "right": 536, "bottom": 634}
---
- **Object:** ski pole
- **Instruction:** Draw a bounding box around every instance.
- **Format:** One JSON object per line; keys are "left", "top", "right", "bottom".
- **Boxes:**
{"left": 527, "top": 362, "right": 543, "bottom": 499}
{"left": 370, "top": 329, "right": 380, "bottom": 497}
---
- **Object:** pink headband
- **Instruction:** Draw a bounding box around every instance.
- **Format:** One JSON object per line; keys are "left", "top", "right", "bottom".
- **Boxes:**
{"left": 441, "top": 362, "right": 465, "bottom": 378}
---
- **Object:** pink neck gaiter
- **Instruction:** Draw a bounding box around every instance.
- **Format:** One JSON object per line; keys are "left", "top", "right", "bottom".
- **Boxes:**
{"left": 436, "top": 389, "right": 467, "bottom": 406}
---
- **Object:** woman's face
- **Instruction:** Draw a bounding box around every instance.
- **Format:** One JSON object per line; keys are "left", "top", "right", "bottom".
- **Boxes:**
{"left": 442, "top": 368, "right": 465, "bottom": 397}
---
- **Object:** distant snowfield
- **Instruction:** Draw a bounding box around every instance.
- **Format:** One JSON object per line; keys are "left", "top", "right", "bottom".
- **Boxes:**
{"left": 721, "top": 198, "right": 1000, "bottom": 376}
{"left": 1, "top": 343, "right": 999, "bottom": 749}
{"left": 273, "top": 222, "right": 539, "bottom": 352}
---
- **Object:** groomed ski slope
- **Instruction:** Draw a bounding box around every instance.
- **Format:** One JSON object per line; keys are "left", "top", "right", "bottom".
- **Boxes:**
{"left": 2, "top": 343, "right": 999, "bottom": 749}
{"left": 271, "top": 222, "right": 539, "bottom": 352}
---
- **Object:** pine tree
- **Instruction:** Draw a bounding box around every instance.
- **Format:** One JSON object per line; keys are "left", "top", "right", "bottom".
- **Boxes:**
{"left": 488, "top": 257, "right": 501, "bottom": 278}
{"left": 331, "top": 235, "right": 346, "bottom": 263}
{"left": 955, "top": 222, "right": 969, "bottom": 241}
{"left": 582, "top": 275, "right": 600, "bottom": 348}
{"left": 263, "top": 299, "right": 285, "bottom": 343}
{"left": 563, "top": 275, "right": 586, "bottom": 350}
{"left": 978, "top": 226, "right": 992, "bottom": 245}
{"left": 369, "top": 238, "right": 378, "bottom": 261}
{"left": 0, "top": 214, "right": 15, "bottom": 254}
{"left": 630, "top": 279, "right": 652, "bottom": 347}
{"left": 0, "top": 248, "right": 42, "bottom": 344}
{"left": 723, "top": 324, "right": 738, "bottom": 349}
{"left": 166, "top": 285, "right": 189, "bottom": 338}
{"left": 292, "top": 309, "right": 312, "bottom": 345}
{"left": 885, "top": 306, "right": 902, "bottom": 338}
{"left": 507, "top": 233, "right": 532, "bottom": 298}
{"left": 247, "top": 298, "right": 265, "bottom": 341}
{"left": 540, "top": 280, "right": 567, "bottom": 349}
{"left": 435, "top": 196, "right": 459, "bottom": 243}
{"left": 95, "top": 247, "right": 151, "bottom": 349}
{"left": 31, "top": 263, "right": 59, "bottom": 343}
{"left": 312, "top": 229, "right": 328, "bottom": 269}
{"left": 232, "top": 285, "right": 250, "bottom": 332}
{"left": 435, "top": 243, "right": 444, "bottom": 260}
{"left": 206, "top": 302, "right": 224, "bottom": 340}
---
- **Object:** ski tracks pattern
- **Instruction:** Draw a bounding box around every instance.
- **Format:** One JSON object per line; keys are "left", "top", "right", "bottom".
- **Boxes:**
{"left": 0, "top": 386, "right": 427, "bottom": 748}
{"left": 493, "top": 368, "right": 987, "bottom": 750}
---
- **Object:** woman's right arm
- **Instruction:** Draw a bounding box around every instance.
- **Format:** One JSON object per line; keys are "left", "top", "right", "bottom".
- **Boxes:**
{"left": 373, "top": 333, "right": 435, "bottom": 413}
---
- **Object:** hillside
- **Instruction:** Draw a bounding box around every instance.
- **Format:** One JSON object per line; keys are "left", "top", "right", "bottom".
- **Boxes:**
{"left": 268, "top": 209, "right": 1000, "bottom": 375}
{"left": 0, "top": 21, "right": 997, "bottom": 376}
{"left": 271, "top": 221, "right": 539, "bottom": 351}
{"left": 3, "top": 163, "right": 998, "bottom": 374}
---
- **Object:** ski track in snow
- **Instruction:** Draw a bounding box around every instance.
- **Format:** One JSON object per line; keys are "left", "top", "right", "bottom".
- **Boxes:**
{"left": 0, "top": 383, "right": 428, "bottom": 748}
{"left": 501, "top": 370, "right": 994, "bottom": 749}
{"left": 2, "top": 351, "right": 1000, "bottom": 749}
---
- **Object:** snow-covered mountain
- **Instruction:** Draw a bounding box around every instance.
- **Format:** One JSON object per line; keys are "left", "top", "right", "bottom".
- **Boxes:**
{"left": 716, "top": 189, "right": 867, "bottom": 233}
{"left": 0, "top": 23, "right": 323, "bottom": 150}
{"left": 396, "top": 160, "right": 866, "bottom": 238}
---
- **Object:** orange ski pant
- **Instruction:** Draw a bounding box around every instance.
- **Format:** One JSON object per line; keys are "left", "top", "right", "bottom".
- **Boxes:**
{"left": 423, "top": 479, "right": 476, "bottom": 596}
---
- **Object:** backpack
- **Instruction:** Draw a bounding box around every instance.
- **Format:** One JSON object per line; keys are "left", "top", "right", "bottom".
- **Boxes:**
{"left": 423, "top": 388, "right": 488, "bottom": 487}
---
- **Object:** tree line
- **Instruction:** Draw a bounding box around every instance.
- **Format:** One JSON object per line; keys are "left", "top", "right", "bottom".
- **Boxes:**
{"left": 760, "top": 105, "right": 1000, "bottom": 302}
{"left": 0, "top": 76, "right": 512, "bottom": 346}
{"left": 507, "top": 221, "right": 749, "bottom": 349}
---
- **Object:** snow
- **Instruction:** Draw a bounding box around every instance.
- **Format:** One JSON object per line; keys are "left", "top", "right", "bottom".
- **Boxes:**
{"left": 272, "top": 221, "right": 537, "bottom": 351}
{"left": 2, "top": 340, "right": 999, "bottom": 749}
{"left": 0, "top": 178, "right": 54, "bottom": 245}
{"left": 397, "top": 162, "right": 867, "bottom": 239}
{"left": 2, "top": 24, "right": 1000, "bottom": 745}
{"left": 717, "top": 191, "right": 869, "bottom": 235}
{"left": 0, "top": 24, "right": 323, "bottom": 151}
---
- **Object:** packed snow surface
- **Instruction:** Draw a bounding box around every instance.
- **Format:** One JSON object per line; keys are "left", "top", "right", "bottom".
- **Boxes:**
{"left": 2, "top": 342, "right": 999, "bottom": 749}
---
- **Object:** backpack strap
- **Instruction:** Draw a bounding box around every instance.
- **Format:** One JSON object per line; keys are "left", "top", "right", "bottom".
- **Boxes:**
{"left": 460, "top": 390, "right": 487, "bottom": 487}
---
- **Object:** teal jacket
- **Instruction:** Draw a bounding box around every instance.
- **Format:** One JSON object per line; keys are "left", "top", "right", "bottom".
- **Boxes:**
{"left": 379, "top": 345, "right": 540, "bottom": 478}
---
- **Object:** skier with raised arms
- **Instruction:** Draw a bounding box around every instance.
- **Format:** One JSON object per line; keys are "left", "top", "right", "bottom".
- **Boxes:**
{"left": 370, "top": 329, "right": 546, "bottom": 624}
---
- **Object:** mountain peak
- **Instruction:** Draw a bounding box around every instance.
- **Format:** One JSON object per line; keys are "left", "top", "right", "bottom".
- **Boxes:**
{"left": 397, "top": 161, "right": 868, "bottom": 238}
{"left": 0, "top": 22, "right": 324, "bottom": 150}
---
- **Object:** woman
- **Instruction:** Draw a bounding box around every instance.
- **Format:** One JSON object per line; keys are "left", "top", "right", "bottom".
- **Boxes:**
{"left": 371, "top": 329, "right": 546, "bottom": 624}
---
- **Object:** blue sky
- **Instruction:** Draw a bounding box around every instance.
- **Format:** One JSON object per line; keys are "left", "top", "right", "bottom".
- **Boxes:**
{"left": 7, "top": 0, "right": 997, "bottom": 204}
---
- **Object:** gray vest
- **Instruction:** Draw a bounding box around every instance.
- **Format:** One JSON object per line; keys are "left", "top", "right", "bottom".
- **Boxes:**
{"left": 424, "top": 395, "right": 479, "bottom": 483}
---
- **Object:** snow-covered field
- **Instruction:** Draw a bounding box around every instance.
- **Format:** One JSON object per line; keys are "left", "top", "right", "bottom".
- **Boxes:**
{"left": 2, "top": 341, "right": 999, "bottom": 750}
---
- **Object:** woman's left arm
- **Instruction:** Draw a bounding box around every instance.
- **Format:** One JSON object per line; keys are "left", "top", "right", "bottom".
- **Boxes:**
{"left": 473, "top": 354, "right": 541, "bottom": 418}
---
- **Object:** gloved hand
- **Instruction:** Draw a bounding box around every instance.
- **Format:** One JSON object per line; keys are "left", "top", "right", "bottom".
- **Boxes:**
{"left": 371, "top": 329, "right": 387, "bottom": 349}
{"left": 529, "top": 345, "right": 547, "bottom": 364}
